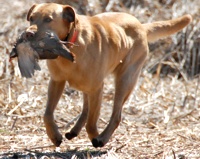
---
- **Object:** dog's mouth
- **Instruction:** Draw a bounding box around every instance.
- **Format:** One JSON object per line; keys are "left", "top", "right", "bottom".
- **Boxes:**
{"left": 10, "top": 30, "right": 76, "bottom": 78}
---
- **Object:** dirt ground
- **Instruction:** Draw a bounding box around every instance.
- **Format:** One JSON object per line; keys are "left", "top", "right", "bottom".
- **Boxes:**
{"left": 0, "top": 0, "right": 200, "bottom": 158}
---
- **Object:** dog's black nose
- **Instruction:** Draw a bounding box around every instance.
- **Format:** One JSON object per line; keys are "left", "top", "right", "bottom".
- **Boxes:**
{"left": 25, "top": 30, "right": 35, "bottom": 39}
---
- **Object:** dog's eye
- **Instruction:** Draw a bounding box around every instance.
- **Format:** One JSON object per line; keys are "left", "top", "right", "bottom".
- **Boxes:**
{"left": 44, "top": 17, "right": 52, "bottom": 23}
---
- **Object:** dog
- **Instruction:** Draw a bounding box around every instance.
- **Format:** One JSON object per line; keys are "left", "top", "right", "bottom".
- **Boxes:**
{"left": 25, "top": 3, "right": 192, "bottom": 148}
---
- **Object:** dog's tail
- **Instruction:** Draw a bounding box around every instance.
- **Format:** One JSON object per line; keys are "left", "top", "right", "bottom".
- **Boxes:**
{"left": 143, "top": 14, "right": 192, "bottom": 43}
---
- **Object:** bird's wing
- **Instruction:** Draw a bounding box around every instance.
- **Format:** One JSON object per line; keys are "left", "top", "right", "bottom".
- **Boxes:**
{"left": 16, "top": 42, "right": 41, "bottom": 78}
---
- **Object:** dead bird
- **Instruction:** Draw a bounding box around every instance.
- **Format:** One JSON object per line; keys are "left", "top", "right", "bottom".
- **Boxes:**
{"left": 10, "top": 31, "right": 76, "bottom": 78}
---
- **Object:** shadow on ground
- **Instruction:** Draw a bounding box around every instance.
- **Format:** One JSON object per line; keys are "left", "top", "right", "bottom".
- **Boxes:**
{"left": 0, "top": 150, "right": 107, "bottom": 159}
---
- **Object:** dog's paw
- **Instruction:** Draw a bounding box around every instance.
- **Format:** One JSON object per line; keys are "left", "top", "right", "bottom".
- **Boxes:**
{"left": 65, "top": 132, "right": 77, "bottom": 140}
{"left": 92, "top": 138, "right": 105, "bottom": 148}
{"left": 51, "top": 135, "right": 62, "bottom": 147}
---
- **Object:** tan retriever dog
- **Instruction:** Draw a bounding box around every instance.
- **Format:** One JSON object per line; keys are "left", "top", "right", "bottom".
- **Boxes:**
{"left": 25, "top": 3, "right": 192, "bottom": 147}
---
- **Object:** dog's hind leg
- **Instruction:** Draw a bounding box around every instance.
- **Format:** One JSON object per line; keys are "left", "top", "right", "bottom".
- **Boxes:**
{"left": 85, "top": 84, "right": 104, "bottom": 141}
{"left": 92, "top": 41, "right": 148, "bottom": 148}
{"left": 65, "top": 93, "right": 89, "bottom": 140}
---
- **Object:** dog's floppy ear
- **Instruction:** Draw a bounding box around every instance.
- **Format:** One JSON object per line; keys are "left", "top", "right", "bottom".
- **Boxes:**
{"left": 63, "top": 6, "right": 76, "bottom": 26}
{"left": 27, "top": 4, "right": 37, "bottom": 21}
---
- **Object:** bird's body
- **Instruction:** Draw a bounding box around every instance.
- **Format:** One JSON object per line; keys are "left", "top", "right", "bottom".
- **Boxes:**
{"left": 10, "top": 31, "right": 75, "bottom": 78}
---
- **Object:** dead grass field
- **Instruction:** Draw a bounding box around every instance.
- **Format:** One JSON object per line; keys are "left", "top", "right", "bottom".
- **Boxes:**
{"left": 0, "top": 0, "right": 200, "bottom": 158}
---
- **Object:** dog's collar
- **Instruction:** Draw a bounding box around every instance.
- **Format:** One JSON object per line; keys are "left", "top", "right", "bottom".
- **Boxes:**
{"left": 69, "top": 30, "right": 78, "bottom": 43}
{"left": 64, "top": 29, "right": 78, "bottom": 48}
{"left": 65, "top": 29, "right": 78, "bottom": 44}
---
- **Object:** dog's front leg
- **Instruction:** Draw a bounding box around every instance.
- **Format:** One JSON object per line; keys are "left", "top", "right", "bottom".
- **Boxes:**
{"left": 44, "top": 79, "right": 66, "bottom": 147}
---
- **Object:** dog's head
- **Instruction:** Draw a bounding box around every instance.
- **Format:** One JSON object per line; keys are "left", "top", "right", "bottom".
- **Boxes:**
{"left": 26, "top": 3, "right": 77, "bottom": 40}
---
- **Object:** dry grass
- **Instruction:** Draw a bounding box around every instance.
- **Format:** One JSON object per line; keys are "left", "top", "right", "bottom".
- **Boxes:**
{"left": 0, "top": 0, "right": 200, "bottom": 158}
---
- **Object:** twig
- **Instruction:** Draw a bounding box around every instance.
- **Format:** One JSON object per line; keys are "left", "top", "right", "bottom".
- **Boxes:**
{"left": 154, "top": 150, "right": 164, "bottom": 157}
{"left": 194, "top": 75, "right": 200, "bottom": 108}
{"left": 172, "top": 149, "right": 176, "bottom": 159}
{"left": 66, "top": 143, "right": 92, "bottom": 146}
{"left": 115, "top": 144, "right": 126, "bottom": 152}
{"left": 7, "top": 100, "right": 24, "bottom": 115}
{"left": 173, "top": 109, "right": 195, "bottom": 120}
{"left": 8, "top": 83, "right": 12, "bottom": 103}
{"left": 65, "top": 114, "right": 80, "bottom": 129}
{"left": 25, "top": 145, "right": 55, "bottom": 151}
{"left": 6, "top": 113, "right": 42, "bottom": 118}
{"left": 11, "top": 116, "right": 18, "bottom": 130}
{"left": 148, "top": 122, "right": 160, "bottom": 130}
{"left": 176, "top": 133, "right": 190, "bottom": 140}
{"left": 99, "top": 118, "right": 108, "bottom": 124}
